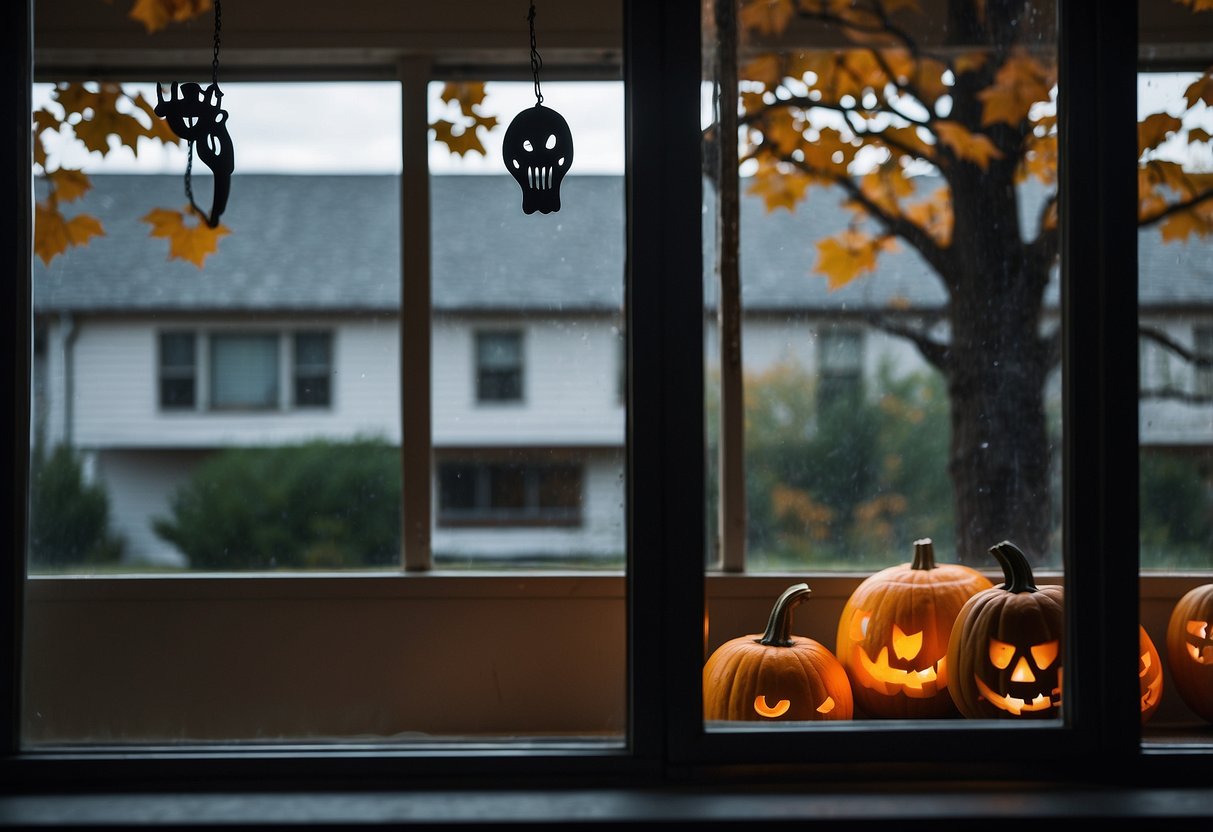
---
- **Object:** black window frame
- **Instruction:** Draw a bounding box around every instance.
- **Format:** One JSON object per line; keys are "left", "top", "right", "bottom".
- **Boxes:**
{"left": 292, "top": 330, "right": 333, "bottom": 409}
{"left": 5, "top": 0, "right": 1211, "bottom": 813}
{"left": 156, "top": 331, "right": 197, "bottom": 411}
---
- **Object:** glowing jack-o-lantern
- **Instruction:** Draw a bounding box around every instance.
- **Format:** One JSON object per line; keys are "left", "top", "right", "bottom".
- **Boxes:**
{"left": 703, "top": 583, "right": 853, "bottom": 722}
{"left": 835, "top": 538, "right": 993, "bottom": 718}
{"left": 946, "top": 541, "right": 1064, "bottom": 719}
{"left": 1139, "top": 625, "right": 1164, "bottom": 725}
{"left": 1165, "top": 583, "right": 1213, "bottom": 723}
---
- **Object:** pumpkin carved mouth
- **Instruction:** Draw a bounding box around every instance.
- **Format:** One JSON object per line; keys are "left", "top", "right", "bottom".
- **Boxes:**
{"left": 1184, "top": 620, "right": 1213, "bottom": 664}
{"left": 974, "top": 676, "right": 1062, "bottom": 716}
{"left": 854, "top": 646, "right": 944, "bottom": 698}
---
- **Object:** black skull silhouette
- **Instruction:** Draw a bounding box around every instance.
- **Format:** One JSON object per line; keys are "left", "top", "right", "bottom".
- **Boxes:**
{"left": 503, "top": 104, "right": 573, "bottom": 214}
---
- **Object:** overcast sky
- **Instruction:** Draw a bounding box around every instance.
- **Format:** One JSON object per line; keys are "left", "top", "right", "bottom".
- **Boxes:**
{"left": 32, "top": 74, "right": 1211, "bottom": 175}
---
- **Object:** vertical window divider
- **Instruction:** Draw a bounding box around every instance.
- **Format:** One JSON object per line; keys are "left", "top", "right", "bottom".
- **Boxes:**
{"left": 711, "top": 0, "right": 745, "bottom": 574}
{"left": 399, "top": 55, "right": 434, "bottom": 573}
{"left": 1058, "top": 0, "right": 1141, "bottom": 760}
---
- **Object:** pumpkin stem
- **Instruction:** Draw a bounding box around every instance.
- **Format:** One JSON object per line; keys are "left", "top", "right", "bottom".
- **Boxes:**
{"left": 911, "top": 538, "right": 936, "bottom": 571}
{"left": 989, "top": 540, "right": 1037, "bottom": 593}
{"left": 757, "top": 583, "right": 811, "bottom": 647}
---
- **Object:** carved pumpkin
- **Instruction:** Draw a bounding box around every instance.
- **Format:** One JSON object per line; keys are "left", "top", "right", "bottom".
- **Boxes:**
{"left": 1165, "top": 583, "right": 1213, "bottom": 723}
{"left": 835, "top": 538, "right": 993, "bottom": 718}
{"left": 1139, "top": 625, "right": 1164, "bottom": 725}
{"left": 704, "top": 583, "right": 853, "bottom": 721}
{"left": 946, "top": 541, "right": 1064, "bottom": 719}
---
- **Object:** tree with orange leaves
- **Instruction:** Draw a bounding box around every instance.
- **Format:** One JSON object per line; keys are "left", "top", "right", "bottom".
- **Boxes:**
{"left": 717, "top": 0, "right": 1213, "bottom": 565}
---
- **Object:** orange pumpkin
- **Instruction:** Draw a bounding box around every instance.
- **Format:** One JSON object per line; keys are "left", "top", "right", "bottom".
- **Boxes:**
{"left": 1165, "top": 583, "right": 1213, "bottom": 723}
{"left": 946, "top": 541, "right": 1064, "bottom": 719}
{"left": 835, "top": 538, "right": 993, "bottom": 718}
{"left": 704, "top": 583, "right": 853, "bottom": 721}
{"left": 1139, "top": 625, "right": 1164, "bottom": 725}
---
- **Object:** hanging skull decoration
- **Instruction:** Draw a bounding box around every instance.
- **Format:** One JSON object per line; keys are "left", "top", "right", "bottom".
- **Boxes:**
{"left": 503, "top": 104, "right": 573, "bottom": 214}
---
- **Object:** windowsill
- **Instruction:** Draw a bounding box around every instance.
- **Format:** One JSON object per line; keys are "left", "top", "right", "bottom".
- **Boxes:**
{"left": 1, "top": 782, "right": 1211, "bottom": 828}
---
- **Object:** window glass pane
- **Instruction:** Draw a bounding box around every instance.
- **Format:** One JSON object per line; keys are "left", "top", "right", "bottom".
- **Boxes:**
{"left": 430, "top": 80, "right": 626, "bottom": 573}
{"left": 210, "top": 333, "right": 279, "bottom": 409}
{"left": 1137, "top": 2, "right": 1213, "bottom": 747}
{"left": 28, "top": 81, "right": 403, "bottom": 578}
{"left": 703, "top": 0, "right": 1063, "bottom": 727}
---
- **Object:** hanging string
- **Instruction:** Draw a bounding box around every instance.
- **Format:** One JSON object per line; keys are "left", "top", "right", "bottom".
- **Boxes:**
{"left": 185, "top": 0, "right": 223, "bottom": 225}
{"left": 528, "top": 0, "right": 544, "bottom": 106}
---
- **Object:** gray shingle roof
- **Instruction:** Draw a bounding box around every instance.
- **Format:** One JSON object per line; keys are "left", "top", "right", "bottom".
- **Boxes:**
{"left": 31, "top": 173, "right": 1213, "bottom": 314}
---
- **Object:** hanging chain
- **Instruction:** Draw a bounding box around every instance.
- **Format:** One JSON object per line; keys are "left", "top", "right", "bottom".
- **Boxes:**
{"left": 528, "top": 0, "right": 544, "bottom": 106}
{"left": 185, "top": 0, "right": 222, "bottom": 225}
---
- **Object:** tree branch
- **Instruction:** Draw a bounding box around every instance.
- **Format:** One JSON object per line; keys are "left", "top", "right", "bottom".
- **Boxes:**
{"left": 865, "top": 312, "right": 951, "bottom": 371}
{"left": 1139, "top": 325, "right": 1213, "bottom": 369}
{"left": 780, "top": 155, "right": 953, "bottom": 279}
{"left": 1138, "top": 188, "right": 1213, "bottom": 229}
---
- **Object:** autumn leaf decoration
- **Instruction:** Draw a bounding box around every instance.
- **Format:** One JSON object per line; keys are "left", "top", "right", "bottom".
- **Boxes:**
{"left": 431, "top": 82, "right": 500, "bottom": 157}
{"left": 34, "top": 1, "right": 230, "bottom": 268}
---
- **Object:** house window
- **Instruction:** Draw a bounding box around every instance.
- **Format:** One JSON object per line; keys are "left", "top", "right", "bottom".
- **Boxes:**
{"left": 476, "top": 330, "right": 523, "bottom": 402}
{"left": 209, "top": 333, "right": 280, "bottom": 410}
{"left": 817, "top": 326, "right": 864, "bottom": 412}
{"left": 293, "top": 331, "right": 333, "bottom": 407}
{"left": 158, "top": 332, "right": 196, "bottom": 409}
{"left": 437, "top": 460, "right": 582, "bottom": 527}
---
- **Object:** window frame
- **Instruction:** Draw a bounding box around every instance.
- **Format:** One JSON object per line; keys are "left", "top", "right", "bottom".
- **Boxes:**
{"left": 473, "top": 328, "right": 525, "bottom": 404}
{"left": 4, "top": 0, "right": 1210, "bottom": 802}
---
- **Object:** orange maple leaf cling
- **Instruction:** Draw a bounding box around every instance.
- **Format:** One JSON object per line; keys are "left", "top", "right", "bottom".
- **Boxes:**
{"left": 978, "top": 50, "right": 1052, "bottom": 127}
{"left": 933, "top": 120, "right": 1003, "bottom": 169}
{"left": 1160, "top": 208, "right": 1213, "bottom": 243}
{"left": 1190, "top": 127, "right": 1212, "bottom": 145}
{"left": 1138, "top": 112, "right": 1184, "bottom": 156}
{"left": 33, "top": 108, "right": 61, "bottom": 136}
{"left": 47, "top": 169, "right": 93, "bottom": 203}
{"left": 142, "top": 207, "right": 230, "bottom": 268}
{"left": 131, "top": 92, "right": 183, "bottom": 144}
{"left": 35, "top": 203, "right": 104, "bottom": 266}
{"left": 440, "top": 82, "right": 489, "bottom": 116}
{"left": 431, "top": 119, "right": 487, "bottom": 157}
{"left": 129, "top": 0, "right": 212, "bottom": 34}
{"left": 1183, "top": 72, "right": 1213, "bottom": 108}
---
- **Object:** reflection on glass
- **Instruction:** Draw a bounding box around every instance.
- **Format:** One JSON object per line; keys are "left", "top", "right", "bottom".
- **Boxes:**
{"left": 703, "top": 0, "right": 1062, "bottom": 726}
{"left": 29, "top": 82, "right": 404, "bottom": 573}
{"left": 429, "top": 80, "right": 626, "bottom": 571}
{"left": 1136, "top": 49, "right": 1213, "bottom": 740}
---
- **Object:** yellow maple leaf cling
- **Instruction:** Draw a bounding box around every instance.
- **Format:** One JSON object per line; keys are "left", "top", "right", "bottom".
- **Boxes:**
{"left": 431, "top": 118, "right": 487, "bottom": 157}
{"left": 933, "top": 120, "right": 1003, "bottom": 169}
{"left": 47, "top": 169, "right": 93, "bottom": 203}
{"left": 978, "top": 50, "right": 1053, "bottom": 127}
{"left": 142, "top": 207, "right": 230, "bottom": 268}
{"left": 35, "top": 203, "right": 104, "bottom": 266}
{"left": 904, "top": 187, "right": 954, "bottom": 247}
{"left": 1160, "top": 208, "right": 1213, "bottom": 243}
{"left": 738, "top": 0, "right": 795, "bottom": 36}
{"left": 129, "top": 0, "right": 212, "bottom": 34}
{"left": 131, "top": 92, "right": 183, "bottom": 144}
{"left": 1138, "top": 112, "right": 1184, "bottom": 156}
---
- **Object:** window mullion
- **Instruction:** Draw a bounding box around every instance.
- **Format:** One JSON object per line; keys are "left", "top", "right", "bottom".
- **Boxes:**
{"left": 399, "top": 55, "right": 433, "bottom": 573}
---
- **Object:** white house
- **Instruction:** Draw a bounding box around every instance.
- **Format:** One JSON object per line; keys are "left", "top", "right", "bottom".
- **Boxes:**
{"left": 31, "top": 173, "right": 1213, "bottom": 567}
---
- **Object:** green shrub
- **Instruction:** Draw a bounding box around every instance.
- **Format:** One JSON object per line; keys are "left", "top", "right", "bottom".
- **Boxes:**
{"left": 1140, "top": 449, "right": 1213, "bottom": 569}
{"left": 153, "top": 437, "right": 402, "bottom": 570}
{"left": 708, "top": 360, "right": 954, "bottom": 570}
{"left": 28, "top": 443, "right": 124, "bottom": 569}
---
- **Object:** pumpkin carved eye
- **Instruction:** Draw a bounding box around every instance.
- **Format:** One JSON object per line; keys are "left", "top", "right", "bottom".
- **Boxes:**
{"left": 1031, "top": 641, "right": 1059, "bottom": 670}
{"left": 849, "top": 610, "right": 871, "bottom": 642}
{"left": 753, "top": 696, "right": 791, "bottom": 719}
{"left": 892, "top": 625, "right": 923, "bottom": 661}
{"left": 816, "top": 697, "right": 836, "bottom": 714}
{"left": 1139, "top": 651, "right": 1153, "bottom": 677}
{"left": 989, "top": 638, "right": 1016, "bottom": 669}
